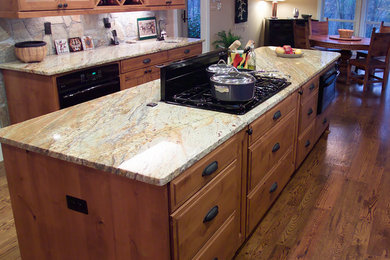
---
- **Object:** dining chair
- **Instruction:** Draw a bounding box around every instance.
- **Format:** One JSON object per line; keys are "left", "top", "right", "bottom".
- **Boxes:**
{"left": 355, "top": 21, "right": 390, "bottom": 61}
{"left": 293, "top": 20, "right": 310, "bottom": 49}
{"left": 308, "top": 17, "right": 329, "bottom": 36}
{"left": 347, "top": 28, "right": 390, "bottom": 91}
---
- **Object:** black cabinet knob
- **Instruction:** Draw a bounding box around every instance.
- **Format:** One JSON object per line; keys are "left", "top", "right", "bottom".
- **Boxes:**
{"left": 269, "top": 182, "right": 278, "bottom": 193}
{"left": 63, "top": 3, "right": 68, "bottom": 7}
{"left": 166, "top": 0, "right": 172, "bottom": 4}
{"left": 273, "top": 110, "right": 282, "bottom": 120}
{"left": 307, "top": 108, "right": 313, "bottom": 116}
{"left": 58, "top": 3, "right": 63, "bottom": 8}
{"left": 305, "top": 140, "right": 311, "bottom": 147}
{"left": 203, "top": 206, "right": 219, "bottom": 223}
{"left": 309, "top": 83, "right": 315, "bottom": 91}
{"left": 184, "top": 49, "right": 190, "bottom": 54}
{"left": 298, "top": 89, "right": 303, "bottom": 95}
{"left": 143, "top": 58, "right": 151, "bottom": 64}
{"left": 272, "top": 142, "right": 280, "bottom": 153}
{"left": 202, "top": 161, "right": 218, "bottom": 177}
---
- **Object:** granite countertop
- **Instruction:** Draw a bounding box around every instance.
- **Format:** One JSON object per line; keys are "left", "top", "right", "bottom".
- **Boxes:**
{"left": 0, "top": 47, "right": 340, "bottom": 186}
{"left": 0, "top": 37, "right": 203, "bottom": 76}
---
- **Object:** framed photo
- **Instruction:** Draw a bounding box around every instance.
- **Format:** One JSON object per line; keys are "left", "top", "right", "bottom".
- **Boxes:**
{"left": 81, "top": 36, "right": 94, "bottom": 50}
{"left": 68, "top": 37, "right": 83, "bottom": 52}
{"left": 54, "top": 39, "right": 70, "bottom": 55}
{"left": 137, "top": 17, "right": 157, "bottom": 40}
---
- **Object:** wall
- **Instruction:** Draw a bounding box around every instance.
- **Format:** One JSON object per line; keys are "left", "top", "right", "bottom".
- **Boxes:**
{"left": 209, "top": 0, "right": 318, "bottom": 50}
{"left": 0, "top": 10, "right": 170, "bottom": 129}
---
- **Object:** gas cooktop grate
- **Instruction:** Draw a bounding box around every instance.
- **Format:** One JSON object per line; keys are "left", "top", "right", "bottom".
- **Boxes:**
{"left": 170, "top": 76, "right": 291, "bottom": 115}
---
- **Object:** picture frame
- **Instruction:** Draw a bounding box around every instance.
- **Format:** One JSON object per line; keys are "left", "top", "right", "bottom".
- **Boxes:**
{"left": 54, "top": 39, "right": 70, "bottom": 55}
{"left": 68, "top": 37, "right": 83, "bottom": 52}
{"left": 137, "top": 17, "right": 158, "bottom": 40}
{"left": 81, "top": 36, "right": 94, "bottom": 50}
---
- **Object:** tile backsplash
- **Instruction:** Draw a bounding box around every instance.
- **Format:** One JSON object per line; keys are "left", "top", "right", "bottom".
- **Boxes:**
{"left": 0, "top": 11, "right": 167, "bottom": 127}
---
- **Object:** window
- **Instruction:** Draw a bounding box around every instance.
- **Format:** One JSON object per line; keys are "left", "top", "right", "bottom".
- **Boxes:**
{"left": 321, "top": 0, "right": 390, "bottom": 37}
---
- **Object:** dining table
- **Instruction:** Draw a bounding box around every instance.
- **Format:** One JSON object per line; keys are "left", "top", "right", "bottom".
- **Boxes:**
{"left": 309, "top": 34, "right": 371, "bottom": 82}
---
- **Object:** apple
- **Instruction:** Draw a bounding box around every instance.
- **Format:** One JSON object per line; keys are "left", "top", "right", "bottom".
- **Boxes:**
{"left": 283, "top": 45, "right": 293, "bottom": 54}
{"left": 275, "top": 47, "right": 285, "bottom": 54}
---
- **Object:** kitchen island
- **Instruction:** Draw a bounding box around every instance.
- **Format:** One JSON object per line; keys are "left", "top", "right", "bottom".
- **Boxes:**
{"left": 0, "top": 47, "right": 340, "bottom": 259}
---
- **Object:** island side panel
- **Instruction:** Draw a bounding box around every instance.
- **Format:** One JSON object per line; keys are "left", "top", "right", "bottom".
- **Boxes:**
{"left": 2, "top": 144, "right": 170, "bottom": 260}
{"left": 2, "top": 70, "right": 60, "bottom": 124}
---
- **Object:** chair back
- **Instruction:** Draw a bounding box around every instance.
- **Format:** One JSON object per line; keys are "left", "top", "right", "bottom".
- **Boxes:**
{"left": 379, "top": 21, "right": 390, "bottom": 33}
{"left": 308, "top": 17, "right": 329, "bottom": 36}
{"left": 367, "top": 28, "right": 390, "bottom": 59}
{"left": 293, "top": 20, "right": 310, "bottom": 49}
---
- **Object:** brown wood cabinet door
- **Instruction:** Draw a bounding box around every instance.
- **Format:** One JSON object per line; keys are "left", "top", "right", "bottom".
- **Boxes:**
{"left": 18, "top": 0, "right": 94, "bottom": 11}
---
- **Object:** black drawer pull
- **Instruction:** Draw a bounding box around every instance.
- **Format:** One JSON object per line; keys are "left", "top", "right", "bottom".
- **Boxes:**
{"left": 269, "top": 182, "right": 278, "bottom": 193}
{"left": 143, "top": 58, "right": 151, "bottom": 64}
{"left": 323, "top": 118, "right": 328, "bottom": 124}
{"left": 307, "top": 108, "right": 313, "bottom": 116}
{"left": 144, "top": 70, "right": 148, "bottom": 74}
{"left": 184, "top": 49, "right": 190, "bottom": 54}
{"left": 203, "top": 206, "right": 219, "bottom": 223}
{"left": 272, "top": 143, "right": 280, "bottom": 153}
{"left": 298, "top": 89, "right": 303, "bottom": 95}
{"left": 63, "top": 3, "right": 68, "bottom": 7}
{"left": 305, "top": 140, "right": 311, "bottom": 147}
{"left": 166, "top": 0, "right": 172, "bottom": 4}
{"left": 309, "top": 83, "right": 315, "bottom": 91}
{"left": 202, "top": 161, "right": 218, "bottom": 177}
{"left": 273, "top": 110, "right": 282, "bottom": 120}
{"left": 148, "top": 69, "right": 152, "bottom": 73}
{"left": 58, "top": 3, "right": 63, "bottom": 8}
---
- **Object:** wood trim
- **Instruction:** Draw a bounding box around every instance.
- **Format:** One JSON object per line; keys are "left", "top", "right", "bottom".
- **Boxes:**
{"left": 0, "top": 3, "right": 185, "bottom": 18}
{"left": 2, "top": 144, "right": 171, "bottom": 259}
{"left": 2, "top": 70, "right": 60, "bottom": 124}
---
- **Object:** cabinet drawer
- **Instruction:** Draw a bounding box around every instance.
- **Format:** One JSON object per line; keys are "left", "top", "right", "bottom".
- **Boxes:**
{"left": 315, "top": 107, "right": 330, "bottom": 141}
{"left": 296, "top": 121, "right": 315, "bottom": 167}
{"left": 170, "top": 160, "right": 240, "bottom": 260}
{"left": 167, "top": 43, "right": 202, "bottom": 62}
{"left": 248, "top": 109, "right": 296, "bottom": 190}
{"left": 170, "top": 134, "right": 240, "bottom": 212}
{"left": 121, "top": 51, "right": 168, "bottom": 73}
{"left": 120, "top": 65, "right": 160, "bottom": 90}
{"left": 299, "top": 89, "right": 318, "bottom": 133}
{"left": 300, "top": 76, "right": 319, "bottom": 104}
{"left": 143, "top": 0, "right": 185, "bottom": 6}
{"left": 249, "top": 92, "right": 297, "bottom": 145}
{"left": 192, "top": 211, "right": 240, "bottom": 260}
{"left": 247, "top": 149, "right": 294, "bottom": 233}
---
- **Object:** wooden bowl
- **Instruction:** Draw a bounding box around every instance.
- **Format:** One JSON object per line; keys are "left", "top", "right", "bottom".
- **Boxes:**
{"left": 14, "top": 41, "right": 47, "bottom": 63}
{"left": 338, "top": 29, "right": 353, "bottom": 38}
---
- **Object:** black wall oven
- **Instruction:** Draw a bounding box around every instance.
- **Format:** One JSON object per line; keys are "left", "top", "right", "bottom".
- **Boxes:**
{"left": 56, "top": 64, "right": 120, "bottom": 109}
{"left": 317, "top": 65, "right": 338, "bottom": 114}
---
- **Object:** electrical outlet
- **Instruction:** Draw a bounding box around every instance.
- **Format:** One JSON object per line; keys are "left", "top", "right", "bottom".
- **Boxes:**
{"left": 44, "top": 22, "right": 51, "bottom": 35}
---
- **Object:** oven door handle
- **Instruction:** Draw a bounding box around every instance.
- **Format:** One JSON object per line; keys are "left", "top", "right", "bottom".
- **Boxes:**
{"left": 62, "top": 80, "right": 119, "bottom": 99}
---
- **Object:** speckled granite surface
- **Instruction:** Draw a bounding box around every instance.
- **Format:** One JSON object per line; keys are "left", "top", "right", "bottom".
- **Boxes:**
{"left": 0, "top": 37, "right": 202, "bottom": 76}
{"left": 0, "top": 47, "right": 340, "bottom": 186}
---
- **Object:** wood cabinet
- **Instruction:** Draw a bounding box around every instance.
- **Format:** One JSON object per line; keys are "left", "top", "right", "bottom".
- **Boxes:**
{"left": 18, "top": 0, "right": 95, "bottom": 11}
{"left": 295, "top": 76, "right": 319, "bottom": 167}
{"left": 0, "top": 0, "right": 185, "bottom": 18}
{"left": 264, "top": 18, "right": 310, "bottom": 47}
{"left": 120, "top": 43, "right": 202, "bottom": 90}
{"left": 246, "top": 92, "right": 298, "bottom": 235}
{"left": 169, "top": 131, "right": 244, "bottom": 260}
{"left": 143, "top": 0, "right": 185, "bottom": 6}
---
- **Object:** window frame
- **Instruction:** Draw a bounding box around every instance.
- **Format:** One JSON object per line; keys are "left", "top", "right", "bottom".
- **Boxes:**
{"left": 319, "top": 0, "right": 387, "bottom": 37}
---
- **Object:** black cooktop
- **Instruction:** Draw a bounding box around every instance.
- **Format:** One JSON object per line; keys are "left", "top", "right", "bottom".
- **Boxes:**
{"left": 160, "top": 49, "right": 291, "bottom": 115}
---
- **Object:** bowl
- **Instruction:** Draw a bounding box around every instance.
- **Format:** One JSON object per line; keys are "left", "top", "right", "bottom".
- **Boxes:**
{"left": 14, "top": 41, "right": 47, "bottom": 63}
{"left": 301, "top": 14, "right": 312, "bottom": 19}
{"left": 338, "top": 29, "right": 353, "bottom": 38}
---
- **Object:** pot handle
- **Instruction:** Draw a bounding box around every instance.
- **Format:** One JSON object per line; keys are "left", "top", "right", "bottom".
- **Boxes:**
{"left": 217, "top": 59, "right": 227, "bottom": 65}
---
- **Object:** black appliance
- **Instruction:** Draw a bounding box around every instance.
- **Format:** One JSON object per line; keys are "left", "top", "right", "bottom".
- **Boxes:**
{"left": 160, "top": 50, "right": 291, "bottom": 115}
{"left": 317, "top": 65, "right": 339, "bottom": 114}
{"left": 57, "top": 64, "right": 120, "bottom": 109}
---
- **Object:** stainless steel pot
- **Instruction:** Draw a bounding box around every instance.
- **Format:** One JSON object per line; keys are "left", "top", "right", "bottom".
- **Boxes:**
{"left": 210, "top": 69, "right": 256, "bottom": 102}
{"left": 206, "top": 59, "right": 234, "bottom": 78}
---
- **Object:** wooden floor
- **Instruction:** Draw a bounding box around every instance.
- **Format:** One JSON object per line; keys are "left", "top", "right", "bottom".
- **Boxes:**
{"left": 0, "top": 81, "right": 389, "bottom": 260}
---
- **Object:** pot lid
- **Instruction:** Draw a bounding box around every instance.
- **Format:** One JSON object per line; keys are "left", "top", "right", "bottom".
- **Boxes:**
{"left": 211, "top": 73, "right": 255, "bottom": 85}
{"left": 206, "top": 59, "right": 233, "bottom": 74}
